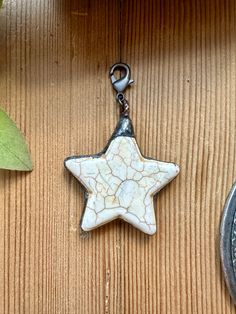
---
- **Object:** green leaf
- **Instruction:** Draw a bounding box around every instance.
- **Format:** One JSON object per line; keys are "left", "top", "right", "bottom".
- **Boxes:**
{"left": 0, "top": 0, "right": 2, "bottom": 8}
{"left": 0, "top": 108, "right": 33, "bottom": 171}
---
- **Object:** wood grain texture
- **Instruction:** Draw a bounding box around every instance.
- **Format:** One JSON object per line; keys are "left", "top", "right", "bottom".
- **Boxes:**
{"left": 0, "top": 0, "right": 236, "bottom": 313}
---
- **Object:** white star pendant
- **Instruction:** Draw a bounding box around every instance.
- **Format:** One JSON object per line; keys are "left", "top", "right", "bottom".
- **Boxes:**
{"left": 64, "top": 117, "right": 179, "bottom": 235}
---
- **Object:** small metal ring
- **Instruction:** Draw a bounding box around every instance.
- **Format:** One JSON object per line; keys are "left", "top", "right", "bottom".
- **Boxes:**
{"left": 116, "top": 92, "right": 125, "bottom": 105}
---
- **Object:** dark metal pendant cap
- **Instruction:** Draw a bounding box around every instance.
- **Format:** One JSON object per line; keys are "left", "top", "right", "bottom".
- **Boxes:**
{"left": 111, "top": 116, "right": 135, "bottom": 140}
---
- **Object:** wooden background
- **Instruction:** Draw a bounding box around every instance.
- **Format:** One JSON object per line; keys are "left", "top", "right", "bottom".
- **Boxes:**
{"left": 0, "top": 0, "right": 236, "bottom": 313}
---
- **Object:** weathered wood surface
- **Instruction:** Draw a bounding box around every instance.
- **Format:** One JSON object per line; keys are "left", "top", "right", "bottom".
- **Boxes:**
{"left": 0, "top": 0, "right": 236, "bottom": 313}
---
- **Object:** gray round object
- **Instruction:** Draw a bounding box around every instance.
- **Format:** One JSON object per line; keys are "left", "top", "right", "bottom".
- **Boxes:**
{"left": 220, "top": 182, "right": 236, "bottom": 304}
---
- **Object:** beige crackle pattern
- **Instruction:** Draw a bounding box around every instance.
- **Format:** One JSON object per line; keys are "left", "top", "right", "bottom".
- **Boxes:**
{"left": 65, "top": 136, "right": 179, "bottom": 235}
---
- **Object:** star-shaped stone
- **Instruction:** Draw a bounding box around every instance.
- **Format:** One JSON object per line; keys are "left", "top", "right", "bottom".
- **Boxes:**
{"left": 65, "top": 116, "right": 179, "bottom": 235}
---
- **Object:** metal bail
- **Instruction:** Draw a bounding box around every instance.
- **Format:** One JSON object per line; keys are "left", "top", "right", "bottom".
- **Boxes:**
{"left": 109, "top": 63, "right": 134, "bottom": 94}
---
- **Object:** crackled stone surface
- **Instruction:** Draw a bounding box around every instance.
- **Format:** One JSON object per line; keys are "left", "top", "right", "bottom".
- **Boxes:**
{"left": 65, "top": 134, "right": 179, "bottom": 235}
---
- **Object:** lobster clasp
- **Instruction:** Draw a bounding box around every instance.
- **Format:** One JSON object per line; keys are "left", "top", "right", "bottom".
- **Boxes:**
{"left": 109, "top": 63, "right": 134, "bottom": 94}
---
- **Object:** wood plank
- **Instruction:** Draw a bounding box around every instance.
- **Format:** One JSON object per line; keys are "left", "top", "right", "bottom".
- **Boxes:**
{"left": 0, "top": 0, "right": 236, "bottom": 313}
